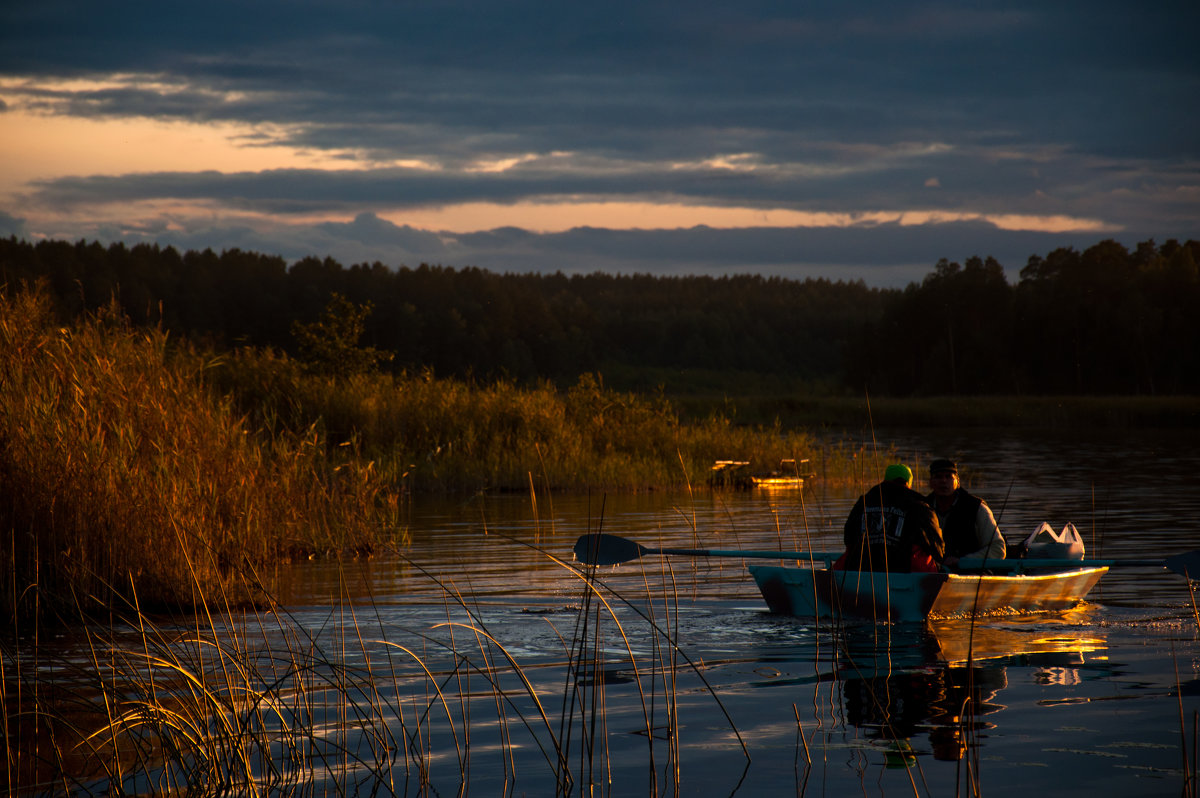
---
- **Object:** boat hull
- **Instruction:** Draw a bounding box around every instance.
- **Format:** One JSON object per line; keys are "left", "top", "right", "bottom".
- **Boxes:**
{"left": 747, "top": 564, "right": 1109, "bottom": 622}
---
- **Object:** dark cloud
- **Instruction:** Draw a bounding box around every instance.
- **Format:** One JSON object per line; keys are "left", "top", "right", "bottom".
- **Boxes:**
{"left": 1, "top": 1, "right": 1197, "bottom": 285}
{"left": 20, "top": 152, "right": 1197, "bottom": 234}
{"left": 0, "top": 210, "right": 28, "bottom": 239}
{"left": 5, "top": 2, "right": 1197, "bottom": 160}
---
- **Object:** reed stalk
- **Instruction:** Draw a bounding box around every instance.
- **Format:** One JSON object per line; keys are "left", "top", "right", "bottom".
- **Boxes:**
{"left": 0, "top": 288, "right": 395, "bottom": 625}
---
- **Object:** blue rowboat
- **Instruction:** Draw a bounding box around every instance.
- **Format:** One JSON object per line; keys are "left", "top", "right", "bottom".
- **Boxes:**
{"left": 572, "top": 530, "right": 1194, "bottom": 624}
{"left": 747, "top": 563, "right": 1110, "bottom": 623}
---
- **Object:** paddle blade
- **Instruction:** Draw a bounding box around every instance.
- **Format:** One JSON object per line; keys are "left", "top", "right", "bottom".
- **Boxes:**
{"left": 573, "top": 533, "right": 648, "bottom": 566}
{"left": 1165, "top": 550, "right": 1200, "bottom": 580}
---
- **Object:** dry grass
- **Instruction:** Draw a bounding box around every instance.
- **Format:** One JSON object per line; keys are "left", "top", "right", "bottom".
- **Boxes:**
{"left": 0, "top": 288, "right": 397, "bottom": 624}
{"left": 0, "top": 283, "right": 852, "bottom": 795}
{"left": 2, "top": 533, "right": 745, "bottom": 796}
{"left": 0, "top": 279, "right": 864, "bottom": 629}
{"left": 213, "top": 353, "right": 831, "bottom": 494}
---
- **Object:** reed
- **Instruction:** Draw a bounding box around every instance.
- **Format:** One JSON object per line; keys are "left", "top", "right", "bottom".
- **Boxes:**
{"left": 2, "top": 284, "right": 872, "bottom": 624}
{"left": 213, "top": 354, "right": 834, "bottom": 494}
{"left": 4, "top": 586, "right": 477, "bottom": 794}
{"left": 0, "top": 288, "right": 396, "bottom": 624}
{"left": 0, "top": 283, "right": 856, "bottom": 792}
{"left": 4, "top": 521, "right": 746, "bottom": 796}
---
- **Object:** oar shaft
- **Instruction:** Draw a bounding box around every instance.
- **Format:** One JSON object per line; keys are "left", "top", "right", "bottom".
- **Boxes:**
{"left": 652, "top": 546, "right": 839, "bottom": 564}
{"left": 572, "top": 533, "right": 842, "bottom": 566}
{"left": 575, "top": 533, "right": 1198, "bottom": 578}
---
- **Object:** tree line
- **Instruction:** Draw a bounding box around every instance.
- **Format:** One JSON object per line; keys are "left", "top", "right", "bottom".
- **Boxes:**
{"left": 847, "top": 240, "right": 1200, "bottom": 395}
{"left": 1, "top": 235, "right": 1197, "bottom": 395}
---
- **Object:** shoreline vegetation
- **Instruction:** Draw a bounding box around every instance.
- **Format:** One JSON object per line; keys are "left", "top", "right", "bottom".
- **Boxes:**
{"left": 0, "top": 288, "right": 829, "bottom": 623}
{"left": 3, "top": 284, "right": 1198, "bottom": 796}
{"left": 3, "top": 285, "right": 1196, "bottom": 623}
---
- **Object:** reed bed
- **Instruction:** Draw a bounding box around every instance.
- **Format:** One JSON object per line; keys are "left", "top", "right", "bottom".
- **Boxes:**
{"left": 212, "top": 351, "right": 831, "bottom": 494}
{"left": 0, "top": 284, "right": 851, "bottom": 797}
{"left": 3, "top": 530, "right": 745, "bottom": 796}
{"left": 0, "top": 288, "right": 396, "bottom": 625}
{"left": 0, "top": 285, "right": 873, "bottom": 624}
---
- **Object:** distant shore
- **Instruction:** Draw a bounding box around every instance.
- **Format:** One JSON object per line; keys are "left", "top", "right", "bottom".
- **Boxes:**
{"left": 671, "top": 393, "right": 1200, "bottom": 431}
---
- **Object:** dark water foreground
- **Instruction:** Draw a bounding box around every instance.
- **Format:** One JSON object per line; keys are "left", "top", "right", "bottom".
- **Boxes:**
{"left": 12, "top": 429, "right": 1200, "bottom": 796}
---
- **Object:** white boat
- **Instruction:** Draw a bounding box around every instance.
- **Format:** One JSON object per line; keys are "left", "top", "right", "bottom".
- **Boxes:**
{"left": 747, "top": 562, "right": 1109, "bottom": 623}
{"left": 572, "top": 526, "right": 1194, "bottom": 625}
{"left": 748, "top": 522, "right": 1107, "bottom": 622}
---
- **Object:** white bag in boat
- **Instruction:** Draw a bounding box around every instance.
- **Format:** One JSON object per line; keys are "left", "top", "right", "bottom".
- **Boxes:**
{"left": 1017, "top": 522, "right": 1085, "bottom": 560}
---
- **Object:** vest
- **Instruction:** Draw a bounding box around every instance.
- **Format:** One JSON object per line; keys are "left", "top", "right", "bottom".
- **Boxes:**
{"left": 930, "top": 489, "right": 983, "bottom": 558}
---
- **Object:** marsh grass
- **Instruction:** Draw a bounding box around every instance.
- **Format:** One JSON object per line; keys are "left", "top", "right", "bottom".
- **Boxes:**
{"left": 2, "top": 285, "right": 877, "bottom": 624}
{"left": 3, "top": 524, "right": 747, "bottom": 796}
{"left": 213, "top": 353, "right": 829, "bottom": 493}
{"left": 0, "top": 283, "right": 892, "bottom": 794}
{"left": 0, "top": 288, "right": 396, "bottom": 624}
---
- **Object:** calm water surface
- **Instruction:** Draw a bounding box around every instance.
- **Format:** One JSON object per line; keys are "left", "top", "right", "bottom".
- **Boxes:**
{"left": 262, "top": 428, "right": 1200, "bottom": 797}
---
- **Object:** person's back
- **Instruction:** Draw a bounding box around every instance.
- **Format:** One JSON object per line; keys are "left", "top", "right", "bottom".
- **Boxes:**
{"left": 843, "top": 464, "right": 945, "bottom": 572}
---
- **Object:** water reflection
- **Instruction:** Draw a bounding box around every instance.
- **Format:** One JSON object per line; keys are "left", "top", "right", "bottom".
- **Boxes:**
{"left": 836, "top": 619, "right": 1108, "bottom": 765}
{"left": 842, "top": 656, "right": 1007, "bottom": 764}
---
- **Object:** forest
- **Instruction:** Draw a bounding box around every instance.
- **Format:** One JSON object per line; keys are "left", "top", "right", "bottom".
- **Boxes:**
{"left": 1, "top": 235, "right": 1198, "bottom": 396}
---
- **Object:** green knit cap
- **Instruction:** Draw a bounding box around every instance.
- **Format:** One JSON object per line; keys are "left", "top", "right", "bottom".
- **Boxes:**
{"left": 884, "top": 463, "right": 913, "bottom": 484}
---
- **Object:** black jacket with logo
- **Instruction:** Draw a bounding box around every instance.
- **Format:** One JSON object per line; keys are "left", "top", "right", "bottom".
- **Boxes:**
{"left": 843, "top": 480, "right": 945, "bottom": 572}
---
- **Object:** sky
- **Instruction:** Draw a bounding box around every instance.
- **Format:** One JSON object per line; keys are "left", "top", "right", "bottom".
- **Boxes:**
{"left": 1, "top": 1, "right": 1197, "bottom": 288}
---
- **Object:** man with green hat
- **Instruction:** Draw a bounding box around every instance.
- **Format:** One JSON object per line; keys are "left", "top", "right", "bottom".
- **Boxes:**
{"left": 926, "top": 459, "right": 1006, "bottom": 567}
{"left": 842, "top": 463, "right": 945, "bottom": 572}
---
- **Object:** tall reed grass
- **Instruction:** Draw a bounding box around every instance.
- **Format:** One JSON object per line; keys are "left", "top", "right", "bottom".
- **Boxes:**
{"left": 0, "top": 288, "right": 396, "bottom": 625}
{"left": 1, "top": 283, "right": 877, "bottom": 625}
{"left": 3, "top": 527, "right": 744, "bottom": 796}
{"left": 212, "top": 353, "right": 835, "bottom": 494}
{"left": 0, "top": 283, "right": 883, "bottom": 794}
{"left": 1, "top": 284, "right": 883, "bottom": 625}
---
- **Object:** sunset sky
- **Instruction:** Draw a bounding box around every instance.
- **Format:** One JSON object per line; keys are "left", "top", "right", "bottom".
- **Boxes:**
{"left": 2, "top": 1, "right": 1197, "bottom": 286}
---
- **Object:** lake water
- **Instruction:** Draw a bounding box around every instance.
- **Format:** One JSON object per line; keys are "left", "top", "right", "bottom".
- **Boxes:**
{"left": 255, "top": 427, "right": 1200, "bottom": 797}
{"left": 26, "top": 428, "right": 1200, "bottom": 796}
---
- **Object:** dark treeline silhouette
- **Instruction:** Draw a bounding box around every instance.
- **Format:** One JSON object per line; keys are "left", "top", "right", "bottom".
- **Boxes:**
{"left": 846, "top": 239, "right": 1200, "bottom": 395}
{"left": 2, "top": 236, "right": 1197, "bottom": 395}
{"left": 0, "top": 237, "right": 878, "bottom": 386}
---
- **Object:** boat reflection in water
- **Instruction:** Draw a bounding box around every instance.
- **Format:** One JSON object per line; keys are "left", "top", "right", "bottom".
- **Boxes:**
{"left": 837, "top": 619, "right": 1107, "bottom": 765}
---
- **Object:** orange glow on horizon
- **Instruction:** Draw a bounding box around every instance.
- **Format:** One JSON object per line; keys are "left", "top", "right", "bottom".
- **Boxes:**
{"left": 0, "top": 108, "right": 372, "bottom": 192}
{"left": 380, "top": 202, "right": 1112, "bottom": 235}
{"left": 0, "top": 85, "right": 1114, "bottom": 238}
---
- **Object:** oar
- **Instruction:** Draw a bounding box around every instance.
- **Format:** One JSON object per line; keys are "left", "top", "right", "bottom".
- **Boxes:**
{"left": 573, "top": 533, "right": 1200, "bottom": 579}
{"left": 573, "top": 532, "right": 840, "bottom": 567}
{"left": 957, "top": 550, "right": 1200, "bottom": 578}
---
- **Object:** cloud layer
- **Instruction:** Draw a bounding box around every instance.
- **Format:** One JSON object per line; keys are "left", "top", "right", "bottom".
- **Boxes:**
{"left": 2, "top": 1, "right": 1197, "bottom": 285}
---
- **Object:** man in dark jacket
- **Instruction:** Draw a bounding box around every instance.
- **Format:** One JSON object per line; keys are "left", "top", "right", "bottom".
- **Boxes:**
{"left": 843, "top": 464, "right": 945, "bottom": 572}
{"left": 926, "top": 458, "right": 1006, "bottom": 567}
